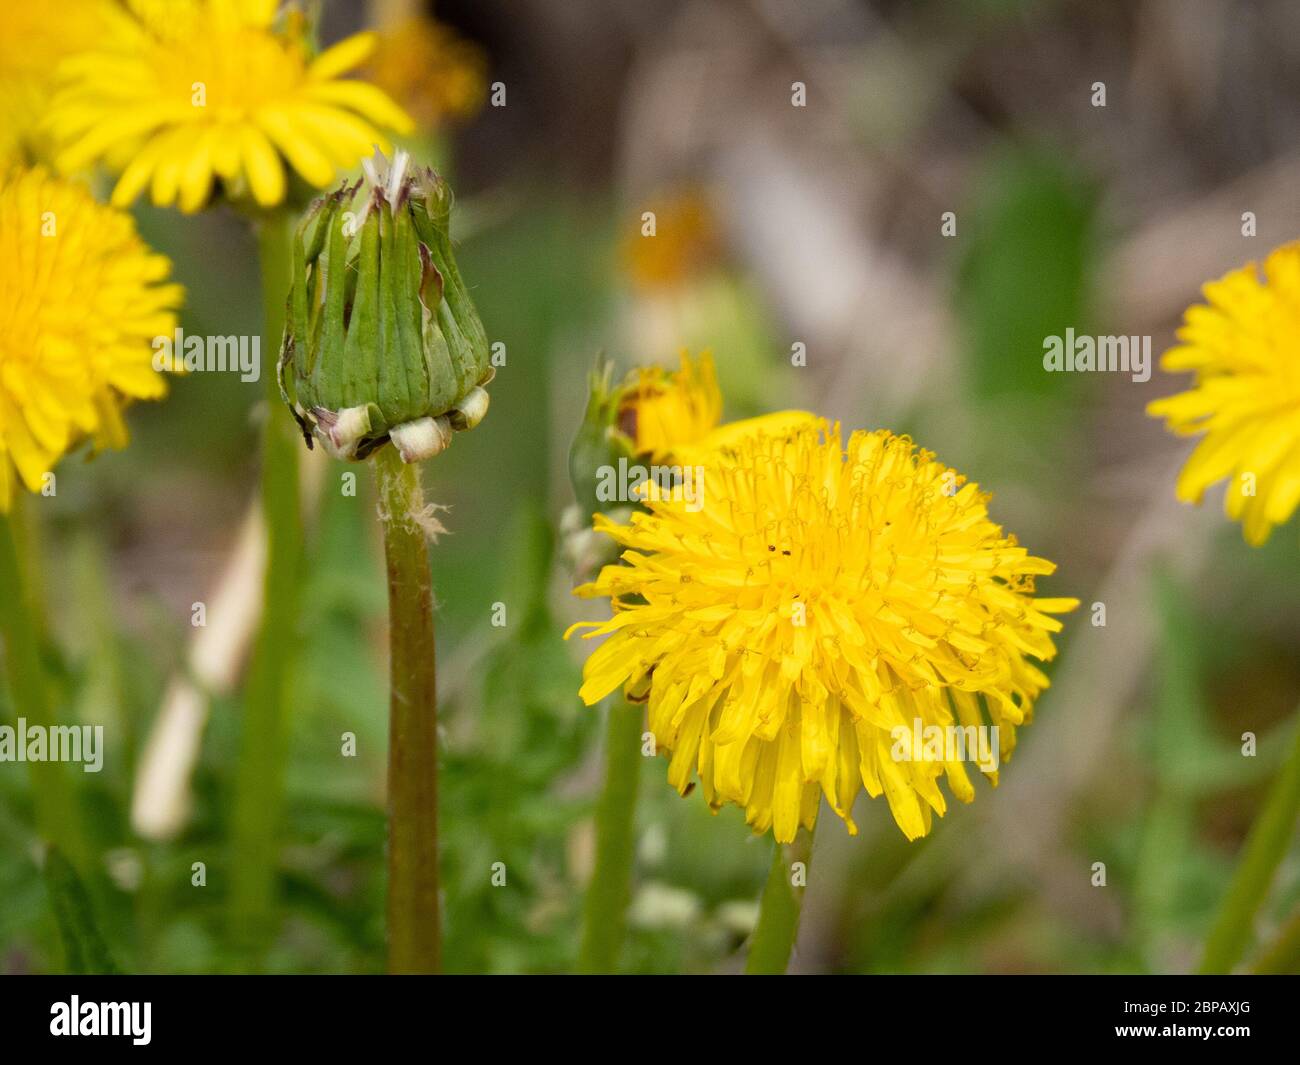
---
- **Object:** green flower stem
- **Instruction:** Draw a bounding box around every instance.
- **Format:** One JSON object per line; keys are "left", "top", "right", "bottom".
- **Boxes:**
{"left": 577, "top": 696, "right": 643, "bottom": 973}
{"left": 0, "top": 508, "right": 87, "bottom": 869}
{"left": 1199, "top": 712, "right": 1300, "bottom": 973}
{"left": 230, "top": 212, "right": 303, "bottom": 956}
{"left": 745, "top": 823, "right": 816, "bottom": 974}
{"left": 373, "top": 443, "right": 441, "bottom": 973}
{"left": 7, "top": 489, "right": 50, "bottom": 637}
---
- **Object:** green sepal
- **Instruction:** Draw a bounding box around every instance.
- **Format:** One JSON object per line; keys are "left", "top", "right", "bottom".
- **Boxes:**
{"left": 341, "top": 198, "right": 382, "bottom": 414}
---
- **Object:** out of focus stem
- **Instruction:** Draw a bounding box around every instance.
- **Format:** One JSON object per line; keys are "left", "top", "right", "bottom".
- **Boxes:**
{"left": 0, "top": 506, "right": 87, "bottom": 870}
{"left": 231, "top": 212, "right": 302, "bottom": 958}
{"left": 577, "top": 696, "right": 642, "bottom": 973}
{"left": 746, "top": 823, "right": 816, "bottom": 974}
{"left": 373, "top": 444, "right": 441, "bottom": 973}
{"left": 1200, "top": 713, "right": 1300, "bottom": 973}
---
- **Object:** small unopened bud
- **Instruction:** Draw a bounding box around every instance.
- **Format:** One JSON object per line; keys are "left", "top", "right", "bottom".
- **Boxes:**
{"left": 568, "top": 358, "right": 633, "bottom": 517}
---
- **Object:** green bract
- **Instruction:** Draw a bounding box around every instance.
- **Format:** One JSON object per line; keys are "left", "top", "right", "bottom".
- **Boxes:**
{"left": 278, "top": 150, "right": 492, "bottom": 463}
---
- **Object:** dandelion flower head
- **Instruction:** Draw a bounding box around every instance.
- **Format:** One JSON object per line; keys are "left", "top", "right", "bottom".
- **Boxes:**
{"left": 568, "top": 419, "right": 1077, "bottom": 842}
{"left": 0, "top": 167, "right": 182, "bottom": 510}
{"left": 1147, "top": 242, "right": 1300, "bottom": 545}
{"left": 47, "top": 0, "right": 414, "bottom": 212}
{"left": 365, "top": 14, "right": 487, "bottom": 132}
{"left": 0, "top": 0, "right": 111, "bottom": 165}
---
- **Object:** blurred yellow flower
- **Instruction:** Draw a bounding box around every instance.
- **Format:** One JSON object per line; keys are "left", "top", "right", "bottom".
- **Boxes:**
{"left": 617, "top": 351, "right": 722, "bottom": 459}
{"left": 365, "top": 14, "right": 487, "bottom": 131}
{"left": 1147, "top": 242, "right": 1300, "bottom": 545}
{"left": 0, "top": 167, "right": 182, "bottom": 511}
{"left": 568, "top": 419, "right": 1076, "bottom": 842}
{"left": 46, "top": 0, "right": 414, "bottom": 213}
{"left": 622, "top": 191, "right": 720, "bottom": 292}
{"left": 0, "top": 0, "right": 111, "bottom": 165}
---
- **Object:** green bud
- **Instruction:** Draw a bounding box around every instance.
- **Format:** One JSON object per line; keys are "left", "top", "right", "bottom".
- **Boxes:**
{"left": 278, "top": 150, "right": 492, "bottom": 462}
{"left": 567, "top": 357, "right": 637, "bottom": 516}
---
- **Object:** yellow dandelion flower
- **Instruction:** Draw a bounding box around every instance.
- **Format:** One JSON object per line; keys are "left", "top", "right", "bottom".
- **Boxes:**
{"left": 0, "top": 0, "right": 112, "bottom": 165}
{"left": 567, "top": 419, "right": 1077, "bottom": 842}
{"left": 365, "top": 15, "right": 488, "bottom": 132}
{"left": 1147, "top": 242, "right": 1300, "bottom": 545}
{"left": 0, "top": 167, "right": 183, "bottom": 511}
{"left": 617, "top": 351, "right": 723, "bottom": 459}
{"left": 46, "top": 0, "right": 414, "bottom": 213}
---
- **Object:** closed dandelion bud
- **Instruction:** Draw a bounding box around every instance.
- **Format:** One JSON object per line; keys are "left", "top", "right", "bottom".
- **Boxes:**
{"left": 563, "top": 360, "right": 636, "bottom": 579}
{"left": 278, "top": 149, "right": 492, "bottom": 462}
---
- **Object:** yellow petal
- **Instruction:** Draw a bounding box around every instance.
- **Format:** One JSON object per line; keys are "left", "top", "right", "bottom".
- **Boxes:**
{"left": 304, "top": 80, "right": 414, "bottom": 136}
{"left": 239, "top": 126, "right": 285, "bottom": 206}
{"left": 256, "top": 108, "right": 337, "bottom": 187}
{"left": 308, "top": 32, "right": 377, "bottom": 82}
